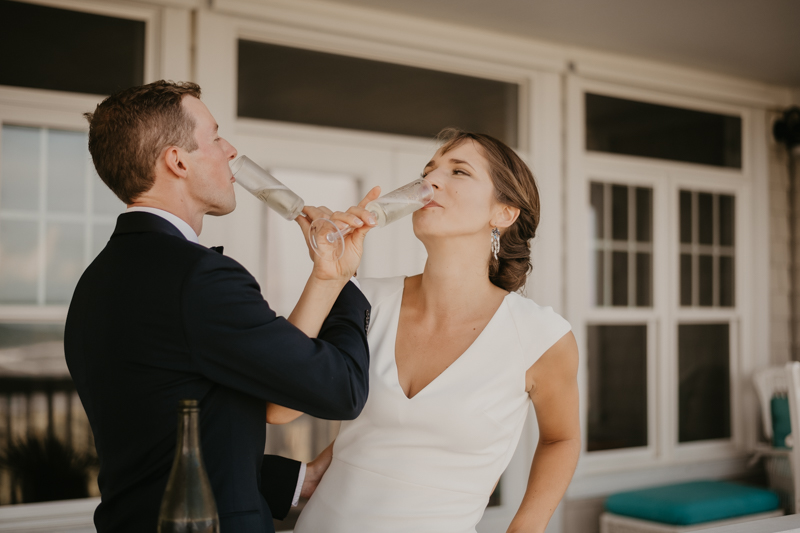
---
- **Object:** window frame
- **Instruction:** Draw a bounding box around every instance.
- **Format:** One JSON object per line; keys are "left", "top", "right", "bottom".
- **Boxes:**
{"left": 567, "top": 76, "right": 763, "bottom": 477}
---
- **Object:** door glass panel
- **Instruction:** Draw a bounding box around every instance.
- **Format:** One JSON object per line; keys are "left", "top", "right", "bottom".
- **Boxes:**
{"left": 699, "top": 254, "right": 713, "bottom": 307}
{"left": 44, "top": 222, "right": 84, "bottom": 304}
{"left": 720, "top": 256, "right": 735, "bottom": 307}
{"left": 585, "top": 93, "right": 742, "bottom": 168}
{"left": 679, "top": 190, "right": 692, "bottom": 244}
{"left": 47, "top": 130, "right": 87, "bottom": 213}
{"left": 1, "top": 125, "right": 40, "bottom": 211}
{"left": 636, "top": 253, "right": 652, "bottom": 307}
{"left": 611, "top": 185, "right": 628, "bottom": 241}
{"left": 719, "top": 195, "right": 735, "bottom": 246}
{"left": 680, "top": 254, "right": 692, "bottom": 306}
{"left": 679, "top": 324, "right": 730, "bottom": 442}
{"left": 590, "top": 182, "right": 604, "bottom": 239}
{"left": 612, "top": 251, "right": 628, "bottom": 306}
{"left": 587, "top": 324, "right": 648, "bottom": 451}
{"left": 0, "top": 220, "right": 38, "bottom": 304}
{"left": 636, "top": 188, "right": 652, "bottom": 242}
{"left": 698, "top": 193, "right": 713, "bottom": 245}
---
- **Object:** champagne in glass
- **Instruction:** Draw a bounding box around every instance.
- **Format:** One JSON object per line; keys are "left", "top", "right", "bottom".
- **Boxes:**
{"left": 230, "top": 156, "right": 305, "bottom": 220}
{"left": 363, "top": 179, "right": 432, "bottom": 228}
{"left": 309, "top": 178, "right": 434, "bottom": 261}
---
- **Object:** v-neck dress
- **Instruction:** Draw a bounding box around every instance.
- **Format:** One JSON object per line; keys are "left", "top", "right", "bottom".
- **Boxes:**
{"left": 294, "top": 276, "right": 571, "bottom": 533}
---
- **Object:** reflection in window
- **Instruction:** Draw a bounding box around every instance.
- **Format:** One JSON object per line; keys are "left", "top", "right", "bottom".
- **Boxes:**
{"left": 587, "top": 325, "right": 647, "bottom": 451}
{"left": 679, "top": 324, "right": 730, "bottom": 442}
{"left": 590, "top": 182, "right": 653, "bottom": 307}
{"left": 238, "top": 40, "right": 519, "bottom": 147}
{"left": 586, "top": 93, "right": 742, "bottom": 168}
{"left": 0, "top": 0, "right": 145, "bottom": 96}
{"left": 0, "top": 125, "right": 124, "bottom": 305}
{"left": 0, "top": 324, "right": 97, "bottom": 504}
{"left": 678, "top": 190, "right": 735, "bottom": 307}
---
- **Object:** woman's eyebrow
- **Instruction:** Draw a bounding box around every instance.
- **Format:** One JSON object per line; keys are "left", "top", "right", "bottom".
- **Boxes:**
{"left": 449, "top": 158, "right": 475, "bottom": 170}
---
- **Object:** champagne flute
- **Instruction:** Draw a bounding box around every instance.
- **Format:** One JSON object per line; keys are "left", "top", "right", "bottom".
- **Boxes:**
{"left": 309, "top": 178, "right": 434, "bottom": 261}
{"left": 230, "top": 156, "right": 305, "bottom": 220}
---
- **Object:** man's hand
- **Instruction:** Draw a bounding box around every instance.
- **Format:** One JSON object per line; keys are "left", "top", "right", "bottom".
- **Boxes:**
{"left": 300, "top": 442, "right": 334, "bottom": 499}
{"left": 295, "top": 187, "right": 381, "bottom": 282}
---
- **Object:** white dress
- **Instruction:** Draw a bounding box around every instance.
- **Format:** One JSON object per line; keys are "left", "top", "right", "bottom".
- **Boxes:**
{"left": 294, "top": 276, "right": 571, "bottom": 533}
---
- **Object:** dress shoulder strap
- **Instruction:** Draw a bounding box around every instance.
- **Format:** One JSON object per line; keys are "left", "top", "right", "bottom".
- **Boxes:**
{"left": 507, "top": 294, "right": 572, "bottom": 369}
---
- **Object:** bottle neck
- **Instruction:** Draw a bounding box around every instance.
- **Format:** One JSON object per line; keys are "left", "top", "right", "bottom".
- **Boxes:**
{"left": 177, "top": 408, "right": 200, "bottom": 455}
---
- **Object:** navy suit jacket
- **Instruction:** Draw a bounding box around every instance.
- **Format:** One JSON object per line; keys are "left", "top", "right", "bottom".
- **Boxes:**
{"left": 65, "top": 212, "right": 370, "bottom": 532}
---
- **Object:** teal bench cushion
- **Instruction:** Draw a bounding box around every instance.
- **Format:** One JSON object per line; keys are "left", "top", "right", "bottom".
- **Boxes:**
{"left": 772, "top": 395, "right": 792, "bottom": 448}
{"left": 605, "top": 480, "right": 780, "bottom": 525}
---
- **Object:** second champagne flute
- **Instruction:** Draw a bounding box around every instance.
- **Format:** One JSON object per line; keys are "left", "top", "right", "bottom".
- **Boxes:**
{"left": 230, "top": 156, "right": 305, "bottom": 221}
{"left": 308, "top": 178, "right": 434, "bottom": 261}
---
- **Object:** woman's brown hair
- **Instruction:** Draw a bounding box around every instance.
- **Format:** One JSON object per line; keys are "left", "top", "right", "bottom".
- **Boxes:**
{"left": 436, "top": 128, "right": 540, "bottom": 293}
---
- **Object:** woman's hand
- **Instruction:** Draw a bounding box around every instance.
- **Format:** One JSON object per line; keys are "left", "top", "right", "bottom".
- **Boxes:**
{"left": 266, "top": 403, "right": 304, "bottom": 424}
{"left": 295, "top": 186, "right": 381, "bottom": 282}
{"left": 301, "top": 441, "right": 335, "bottom": 499}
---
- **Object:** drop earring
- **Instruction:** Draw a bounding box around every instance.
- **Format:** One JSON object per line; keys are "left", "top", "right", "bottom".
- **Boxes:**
{"left": 491, "top": 227, "right": 500, "bottom": 260}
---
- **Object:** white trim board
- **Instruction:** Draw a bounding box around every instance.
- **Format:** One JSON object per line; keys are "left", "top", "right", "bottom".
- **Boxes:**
{"left": 210, "top": 0, "right": 792, "bottom": 108}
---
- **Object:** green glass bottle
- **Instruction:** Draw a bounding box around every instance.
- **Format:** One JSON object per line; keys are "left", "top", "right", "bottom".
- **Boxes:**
{"left": 157, "top": 399, "right": 219, "bottom": 533}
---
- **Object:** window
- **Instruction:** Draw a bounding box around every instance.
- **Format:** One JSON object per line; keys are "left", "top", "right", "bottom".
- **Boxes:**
{"left": 0, "top": 0, "right": 145, "bottom": 96}
{"left": 678, "top": 324, "right": 730, "bottom": 443}
{"left": 590, "top": 182, "right": 653, "bottom": 307}
{"left": 0, "top": 124, "right": 123, "bottom": 504}
{"left": 679, "top": 191, "right": 735, "bottom": 307}
{"left": 587, "top": 324, "right": 648, "bottom": 451}
{"left": 0, "top": 125, "right": 124, "bottom": 305}
{"left": 586, "top": 93, "right": 742, "bottom": 168}
{"left": 575, "top": 84, "right": 747, "bottom": 469}
{"left": 237, "top": 40, "right": 519, "bottom": 146}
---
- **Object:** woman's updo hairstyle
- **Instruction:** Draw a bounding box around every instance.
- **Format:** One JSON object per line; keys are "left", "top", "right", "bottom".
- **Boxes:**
{"left": 436, "top": 128, "right": 540, "bottom": 293}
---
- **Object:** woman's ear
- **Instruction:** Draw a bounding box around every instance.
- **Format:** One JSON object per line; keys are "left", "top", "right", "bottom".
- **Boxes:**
{"left": 163, "top": 146, "right": 189, "bottom": 179}
{"left": 491, "top": 204, "right": 520, "bottom": 230}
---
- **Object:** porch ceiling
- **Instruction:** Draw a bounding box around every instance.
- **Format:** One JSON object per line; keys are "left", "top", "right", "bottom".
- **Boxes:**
{"left": 316, "top": 0, "right": 800, "bottom": 87}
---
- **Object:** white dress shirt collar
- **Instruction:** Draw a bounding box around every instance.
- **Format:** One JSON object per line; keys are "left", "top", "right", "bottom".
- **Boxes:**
{"left": 125, "top": 206, "right": 199, "bottom": 244}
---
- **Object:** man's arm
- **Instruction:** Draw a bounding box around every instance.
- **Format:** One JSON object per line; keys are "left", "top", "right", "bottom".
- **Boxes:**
{"left": 182, "top": 254, "right": 370, "bottom": 420}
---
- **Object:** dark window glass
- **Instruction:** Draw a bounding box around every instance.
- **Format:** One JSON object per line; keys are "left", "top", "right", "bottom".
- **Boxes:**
{"left": 699, "top": 254, "right": 713, "bottom": 306}
{"left": 612, "top": 251, "right": 628, "bottom": 306}
{"left": 636, "top": 253, "right": 652, "bottom": 307}
{"left": 0, "top": 0, "right": 144, "bottom": 95}
{"left": 586, "top": 93, "right": 742, "bottom": 168}
{"left": 611, "top": 185, "right": 628, "bottom": 241}
{"left": 636, "top": 188, "right": 652, "bottom": 243}
{"left": 0, "top": 324, "right": 98, "bottom": 505}
{"left": 720, "top": 256, "right": 735, "bottom": 307}
{"left": 719, "top": 195, "right": 735, "bottom": 247}
{"left": 587, "top": 325, "right": 647, "bottom": 451}
{"left": 680, "top": 191, "right": 692, "bottom": 244}
{"left": 679, "top": 324, "right": 730, "bottom": 442}
{"left": 238, "top": 40, "right": 519, "bottom": 146}
{"left": 680, "top": 254, "right": 692, "bottom": 306}
{"left": 590, "top": 182, "right": 604, "bottom": 239}
{"left": 698, "top": 193, "right": 713, "bottom": 245}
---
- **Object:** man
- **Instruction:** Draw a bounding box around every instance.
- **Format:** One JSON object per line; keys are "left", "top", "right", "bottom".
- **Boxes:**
{"left": 65, "top": 80, "right": 376, "bottom": 532}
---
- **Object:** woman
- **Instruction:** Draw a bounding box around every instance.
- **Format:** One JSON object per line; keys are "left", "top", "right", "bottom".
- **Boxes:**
{"left": 275, "top": 128, "right": 580, "bottom": 533}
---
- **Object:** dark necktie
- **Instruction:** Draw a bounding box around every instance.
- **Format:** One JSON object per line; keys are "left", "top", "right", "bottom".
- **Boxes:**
{"left": 210, "top": 246, "right": 224, "bottom": 255}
